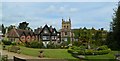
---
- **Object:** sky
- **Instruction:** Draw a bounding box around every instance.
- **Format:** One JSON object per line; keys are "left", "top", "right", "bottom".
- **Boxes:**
{"left": 1, "top": 1, "right": 118, "bottom": 31}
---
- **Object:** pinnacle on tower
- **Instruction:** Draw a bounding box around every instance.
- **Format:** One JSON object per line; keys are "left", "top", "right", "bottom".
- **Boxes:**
{"left": 69, "top": 17, "right": 71, "bottom": 22}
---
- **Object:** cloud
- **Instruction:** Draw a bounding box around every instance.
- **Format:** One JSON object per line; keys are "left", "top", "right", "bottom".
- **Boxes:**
{"left": 2, "top": 2, "right": 117, "bottom": 31}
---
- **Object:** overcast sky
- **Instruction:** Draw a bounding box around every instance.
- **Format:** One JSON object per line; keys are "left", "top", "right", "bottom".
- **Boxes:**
{"left": 1, "top": 1, "right": 118, "bottom": 31}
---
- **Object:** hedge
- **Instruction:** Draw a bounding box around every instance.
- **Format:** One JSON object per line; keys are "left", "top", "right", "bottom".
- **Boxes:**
{"left": 68, "top": 46, "right": 111, "bottom": 55}
{"left": 2, "top": 40, "right": 12, "bottom": 45}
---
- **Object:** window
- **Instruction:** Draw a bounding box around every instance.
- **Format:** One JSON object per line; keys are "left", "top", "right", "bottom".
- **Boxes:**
{"left": 67, "top": 26, "right": 68, "bottom": 28}
{"left": 57, "top": 34, "right": 59, "bottom": 36}
{"left": 64, "top": 26, "right": 66, "bottom": 28}
{"left": 65, "top": 32, "right": 67, "bottom": 35}
{"left": 52, "top": 36, "right": 56, "bottom": 39}
{"left": 42, "top": 36, "right": 49, "bottom": 40}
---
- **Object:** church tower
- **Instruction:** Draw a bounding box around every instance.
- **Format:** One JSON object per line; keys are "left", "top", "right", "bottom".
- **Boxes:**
{"left": 61, "top": 18, "right": 73, "bottom": 43}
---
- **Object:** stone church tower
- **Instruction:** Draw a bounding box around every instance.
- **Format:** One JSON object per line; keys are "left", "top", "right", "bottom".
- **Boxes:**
{"left": 61, "top": 18, "right": 73, "bottom": 43}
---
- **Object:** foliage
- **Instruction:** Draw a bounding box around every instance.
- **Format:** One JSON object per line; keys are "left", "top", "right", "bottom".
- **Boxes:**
{"left": 73, "top": 27, "right": 107, "bottom": 47}
{"left": 2, "top": 24, "right": 6, "bottom": 34}
{"left": 25, "top": 41, "right": 43, "bottom": 48}
{"left": 17, "top": 21, "right": 32, "bottom": 31}
{"left": 72, "top": 41, "right": 81, "bottom": 46}
{"left": 11, "top": 42, "right": 16, "bottom": 45}
{"left": 68, "top": 45, "right": 111, "bottom": 55}
{"left": 106, "top": 2, "right": 120, "bottom": 50}
{"left": 47, "top": 42, "right": 61, "bottom": 49}
{"left": 2, "top": 40, "right": 12, "bottom": 45}
{"left": 97, "top": 45, "right": 108, "bottom": 50}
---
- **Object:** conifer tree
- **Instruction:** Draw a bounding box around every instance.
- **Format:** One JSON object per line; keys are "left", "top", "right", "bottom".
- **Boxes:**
{"left": 106, "top": 2, "right": 120, "bottom": 50}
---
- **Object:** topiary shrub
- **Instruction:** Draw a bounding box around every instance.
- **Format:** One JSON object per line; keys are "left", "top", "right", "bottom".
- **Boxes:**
{"left": 68, "top": 45, "right": 111, "bottom": 55}
{"left": 97, "top": 45, "right": 108, "bottom": 50}
{"left": 85, "top": 49, "right": 94, "bottom": 55}
{"left": 93, "top": 48, "right": 111, "bottom": 55}
{"left": 2, "top": 40, "right": 12, "bottom": 45}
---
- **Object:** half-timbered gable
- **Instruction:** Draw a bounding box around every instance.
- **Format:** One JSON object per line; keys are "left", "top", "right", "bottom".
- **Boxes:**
{"left": 39, "top": 24, "right": 51, "bottom": 41}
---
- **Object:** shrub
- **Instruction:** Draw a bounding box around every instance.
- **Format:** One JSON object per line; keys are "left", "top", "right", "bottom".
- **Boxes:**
{"left": 2, "top": 40, "right": 12, "bottom": 45}
{"left": 11, "top": 42, "right": 16, "bottom": 45}
{"left": 94, "top": 49, "right": 111, "bottom": 55}
{"left": 68, "top": 49, "right": 74, "bottom": 53}
{"left": 78, "top": 50, "right": 84, "bottom": 55}
{"left": 85, "top": 49, "right": 94, "bottom": 55}
{"left": 29, "top": 41, "right": 43, "bottom": 48}
{"left": 68, "top": 45, "right": 111, "bottom": 55}
{"left": 47, "top": 42, "right": 56, "bottom": 49}
{"left": 97, "top": 45, "right": 108, "bottom": 50}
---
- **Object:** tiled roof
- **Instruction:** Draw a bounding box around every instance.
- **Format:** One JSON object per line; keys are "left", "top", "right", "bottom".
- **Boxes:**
{"left": 7, "top": 28, "right": 34, "bottom": 38}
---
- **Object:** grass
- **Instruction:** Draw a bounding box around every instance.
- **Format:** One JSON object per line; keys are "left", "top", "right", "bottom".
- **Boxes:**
{"left": 2, "top": 45, "right": 120, "bottom": 61}
{"left": 84, "top": 51, "right": 120, "bottom": 61}
{"left": 20, "top": 46, "right": 76, "bottom": 59}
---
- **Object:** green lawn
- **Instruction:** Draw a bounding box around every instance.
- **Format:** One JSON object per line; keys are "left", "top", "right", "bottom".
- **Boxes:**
{"left": 3, "top": 45, "right": 120, "bottom": 61}
{"left": 84, "top": 51, "right": 120, "bottom": 61}
{"left": 20, "top": 46, "right": 76, "bottom": 59}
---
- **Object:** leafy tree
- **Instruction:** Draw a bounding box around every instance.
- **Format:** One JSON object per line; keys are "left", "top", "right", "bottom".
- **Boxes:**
{"left": 7, "top": 25, "right": 15, "bottom": 32}
{"left": 2, "top": 24, "right": 5, "bottom": 34}
{"left": 106, "top": 2, "right": 120, "bottom": 50}
{"left": 18, "top": 22, "right": 29, "bottom": 30}
{"left": 18, "top": 21, "right": 32, "bottom": 31}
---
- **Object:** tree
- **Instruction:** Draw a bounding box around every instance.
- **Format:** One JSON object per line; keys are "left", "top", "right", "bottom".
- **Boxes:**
{"left": 17, "top": 21, "right": 32, "bottom": 31}
{"left": 2, "top": 24, "right": 5, "bottom": 34}
{"left": 106, "top": 2, "right": 120, "bottom": 50}
{"left": 6, "top": 25, "right": 16, "bottom": 33}
{"left": 18, "top": 22, "right": 29, "bottom": 30}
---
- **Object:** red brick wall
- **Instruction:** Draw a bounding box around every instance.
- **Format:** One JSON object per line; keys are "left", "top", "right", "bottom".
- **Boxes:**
{"left": 20, "top": 36, "right": 26, "bottom": 42}
{"left": 26, "top": 36, "right": 31, "bottom": 42}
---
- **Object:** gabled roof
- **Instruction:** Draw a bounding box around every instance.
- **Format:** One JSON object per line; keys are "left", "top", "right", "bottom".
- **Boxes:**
{"left": 40, "top": 24, "right": 52, "bottom": 34}
{"left": 7, "top": 28, "right": 34, "bottom": 38}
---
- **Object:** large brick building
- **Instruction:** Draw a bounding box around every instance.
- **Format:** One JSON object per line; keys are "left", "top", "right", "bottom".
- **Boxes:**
{"left": 7, "top": 24, "right": 61, "bottom": 44}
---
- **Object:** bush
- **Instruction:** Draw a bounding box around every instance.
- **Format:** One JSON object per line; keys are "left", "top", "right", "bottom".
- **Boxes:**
{"left": 94, "top": 49, "right": 111, "bottom": 55}
{"left": 85, "top": 49, "right": 94, "bottom": 55}
{"left": 68, "top": 45, "right": 111, "bottom": 55}
{"left": 47, "top": 42, "right": 56, "bottom": 49}
{"left": 2, "top": 40, "right": 12, "bottom": 45}
{"left": 29, "top": 41, "right": 43, "bottom": 48}
{"left": 11, "top": 42, "right": 16, "bottom": 45}
{"left": 68, "top": 49, "right": 74, "bottom": 53}
{"left": 97, "top": 45, "right": 108, "bottom": 50}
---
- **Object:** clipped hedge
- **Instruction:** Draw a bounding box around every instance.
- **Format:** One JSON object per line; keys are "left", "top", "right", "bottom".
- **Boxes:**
{"left": 2, "top": 40, "right": 12, "bottom": 45}
{"left": 94, "top": 49, "right": 111, "bottom": 55}
{"left": 68, "top": 45, "right": 111, "bottom": 55}
{"left": 25, "top": 41, "right": 43, "bottom": 48}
